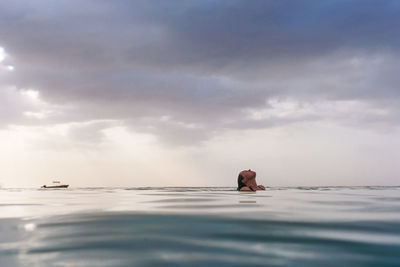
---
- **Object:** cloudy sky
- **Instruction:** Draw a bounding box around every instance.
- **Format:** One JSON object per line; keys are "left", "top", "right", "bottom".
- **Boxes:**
{"left": 1, "top": 0, "right": 399, "bottom": 187}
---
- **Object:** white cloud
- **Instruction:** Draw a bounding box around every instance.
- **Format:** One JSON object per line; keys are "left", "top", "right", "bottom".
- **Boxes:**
{"left": 20, "top": 89, "right": 40, "bottom": 100}
{"left": 23, "top": 111, "right": 47, "bottom": 119}
{"left": 245, "top": 98, "right": 391, "bottom": 126}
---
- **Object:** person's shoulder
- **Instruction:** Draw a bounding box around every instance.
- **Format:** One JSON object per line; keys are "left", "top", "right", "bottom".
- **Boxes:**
{"left": 238, "top": 186, "right": 254, "bottom": 192}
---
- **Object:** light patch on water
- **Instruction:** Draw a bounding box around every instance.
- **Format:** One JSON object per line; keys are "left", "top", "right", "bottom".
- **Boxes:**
{"left": 24, "top": 223, "right": 36, "bottom": 232}
{"left": 0, "top": 47, "right": 5, "bottom": 62}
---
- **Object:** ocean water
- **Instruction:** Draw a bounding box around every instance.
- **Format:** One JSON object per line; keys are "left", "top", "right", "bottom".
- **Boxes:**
{"left": 0, "top": 187, "right": 399, "bottom": 266}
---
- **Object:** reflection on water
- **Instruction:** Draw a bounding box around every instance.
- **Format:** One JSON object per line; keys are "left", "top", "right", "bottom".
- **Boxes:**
{"left": 1, "top": 187, "right": 400, "bottom": 266}
{"left": 239, "top": 201, "right": 257, "bottom": 204}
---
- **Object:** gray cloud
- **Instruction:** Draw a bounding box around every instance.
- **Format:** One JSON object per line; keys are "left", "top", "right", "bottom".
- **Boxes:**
{"left": 1, "top": 0, "right": 399, "bottom": 144}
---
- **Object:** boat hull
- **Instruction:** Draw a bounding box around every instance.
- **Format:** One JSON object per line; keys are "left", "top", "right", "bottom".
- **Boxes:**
{"left": 41, "top": 185, "right": 69, "bottom": 189}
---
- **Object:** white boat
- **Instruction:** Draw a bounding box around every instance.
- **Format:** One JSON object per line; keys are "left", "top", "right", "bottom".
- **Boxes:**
{"left": 41, "top": 180, "right": 69, "bottom": 189}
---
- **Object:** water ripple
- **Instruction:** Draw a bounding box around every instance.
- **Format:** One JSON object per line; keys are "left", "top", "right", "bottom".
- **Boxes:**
{"left": 0, "top": 187, "right": 399, "bottom": 266}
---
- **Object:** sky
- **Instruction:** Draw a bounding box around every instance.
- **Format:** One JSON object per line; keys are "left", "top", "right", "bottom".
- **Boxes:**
{"left": 0, "top": 0, "right": 399, "bottom": 187}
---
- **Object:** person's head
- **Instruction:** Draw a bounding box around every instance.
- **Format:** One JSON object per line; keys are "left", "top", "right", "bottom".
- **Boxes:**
{"left": 242, "top": 169, "right": 256, "bottom": 178}
{"left": 242, "top": 169, "right": 257, "bottom": 186}
{"left": 238, "top": 169, "right": 255, "bottom": 182}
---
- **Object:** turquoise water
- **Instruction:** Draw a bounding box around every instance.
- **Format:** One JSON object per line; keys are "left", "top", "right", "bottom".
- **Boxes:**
{"left": 0, "top": 187, "right": 399, "bottom": 266}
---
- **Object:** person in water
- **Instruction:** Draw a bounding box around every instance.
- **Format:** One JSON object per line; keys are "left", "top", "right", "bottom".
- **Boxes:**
{"left": 237, "top": 169, "right": 266, "bottom": 191}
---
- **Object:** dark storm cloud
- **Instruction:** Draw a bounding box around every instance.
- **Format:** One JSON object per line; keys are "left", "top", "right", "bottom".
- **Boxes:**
{"left": 1, "top": 0, "right": 399, "bottom": 143}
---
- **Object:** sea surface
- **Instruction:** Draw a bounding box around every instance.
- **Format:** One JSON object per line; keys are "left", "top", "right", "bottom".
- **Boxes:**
{"left": 0, "top": 187, "right": 399, "bottom": 266}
